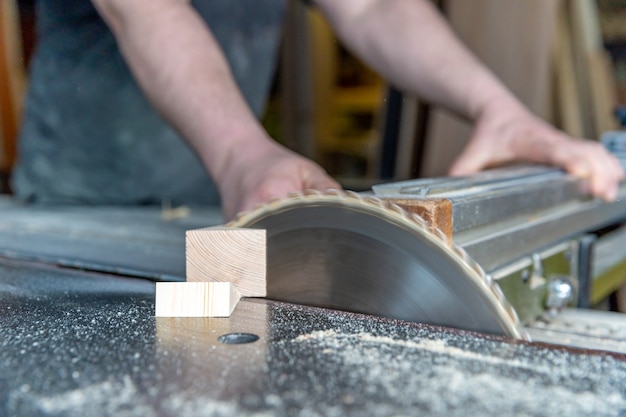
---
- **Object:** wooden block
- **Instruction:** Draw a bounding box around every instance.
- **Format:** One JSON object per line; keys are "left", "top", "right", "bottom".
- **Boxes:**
{"left": 385, "top": 198, "right": 453, "bottom": 240}
{"left": 186, "top": 227, "right": 266, "bottom": 297}
{"left": 155, "top": 282, "right": 241, "bottom": 317}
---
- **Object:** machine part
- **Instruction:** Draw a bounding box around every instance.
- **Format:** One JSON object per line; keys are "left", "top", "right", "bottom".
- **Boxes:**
{"left": 490, "top": 242, "right": 575, "bottom": 325}
{"left": 229, "top": 190, "right": 527, "bottom": 339}
{"left": 576, "top": 235, "right": 596, "bottom": 308}
{"left": 545, "top": 275, "right": 577, "bottom": 316}
{"left": 602, "top": 130, "right": 626, "bottom": 162}
{"left": 373, "top": 166, "right": 588, "bottom": 233}
{"left": 614, "top": 106, "right": 626, "bottom": 128}
{"left": 373, "top": 165, "right": 626, "bottom": 272}
{"left": 592, "top": 224, "right": 626, "bottom": 304}
{"left": 527, "top": 308, "right": 626, "bottom": 354}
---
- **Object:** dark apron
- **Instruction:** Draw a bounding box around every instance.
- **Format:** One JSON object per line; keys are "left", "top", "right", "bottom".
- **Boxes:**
{"left": 12, "top": 0, "right": 285, "bottom": 206}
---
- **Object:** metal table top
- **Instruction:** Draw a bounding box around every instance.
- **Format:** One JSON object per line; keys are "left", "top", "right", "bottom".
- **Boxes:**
{"left": 0, "top": 197, "right": 223, "bottom": 280}
{"left": 1, "top": 257, "right": 626, "bottom": 417}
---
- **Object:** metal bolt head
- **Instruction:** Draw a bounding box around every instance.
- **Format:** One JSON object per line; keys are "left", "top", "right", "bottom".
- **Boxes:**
{"left": 546, "top": 275, "right": 577, "bottom": 311}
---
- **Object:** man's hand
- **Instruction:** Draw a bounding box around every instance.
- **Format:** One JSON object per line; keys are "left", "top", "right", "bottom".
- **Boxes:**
{"left": 216, "top": 141, "right": 340, "bottom": 220}
{"left": 449, "top": 97, "right": 624, "bottom": 201}
{"left": 316, "top": 0, "right": 624, "bottom": 201}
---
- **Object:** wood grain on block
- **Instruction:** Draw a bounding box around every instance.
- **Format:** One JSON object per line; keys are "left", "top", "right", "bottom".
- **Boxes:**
{"left": 186, "top": 227, "right": 266, "bottom": 297}
{"left": 386, "top": 198, "right": 453, "bottom": 240}
{"left": 155, "top": 282, "right": 241, "bottom": 317}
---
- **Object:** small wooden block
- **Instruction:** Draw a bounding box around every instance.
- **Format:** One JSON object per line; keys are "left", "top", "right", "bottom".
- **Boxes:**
{"left": 186, "top": 227, "right": 266, "bottom": 297}
{"left": 385, "top": 198, "right": 453, "bottom": 240}
{"left": 155, "top": 281, "right": 241, "bottom": 317}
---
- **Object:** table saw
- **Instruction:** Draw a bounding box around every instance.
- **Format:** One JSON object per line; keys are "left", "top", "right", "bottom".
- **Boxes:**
{"left": 2, "top": 165, "right": 626, "bottom": 416}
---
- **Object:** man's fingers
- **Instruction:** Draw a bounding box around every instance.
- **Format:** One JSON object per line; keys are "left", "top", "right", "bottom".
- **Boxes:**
{"left": 302, "top": 163, "right": 342, "bottom": 191}
{"left": 448, "top": 139, "right": 497, "bottom": 176}
{"left": 451, "top": 125, "right": 624, "bottom": 202}
{"left": 554, "top": 139, "right": 624, "bottom": 202}
{"left": 229, "top": 156, "right": 342, "bottom": 221}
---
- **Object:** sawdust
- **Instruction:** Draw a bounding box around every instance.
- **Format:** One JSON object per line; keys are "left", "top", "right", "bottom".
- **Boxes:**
{"left": 296, "top": 329, "right": 531, "bottom": 368}
{"left": 9, "top": 376, "right": 281, "bottom": 417}
{"left": 8, "top": 376, "right": 157, "bottom": 417}
{"left": 4, "top": 265, "right": 626, "bottom": 417}
{"left": 163, "top": 396, "right": 277, "bottom": 417}
{"left": 291, "top": 329, "right": 626, "bottom": 417}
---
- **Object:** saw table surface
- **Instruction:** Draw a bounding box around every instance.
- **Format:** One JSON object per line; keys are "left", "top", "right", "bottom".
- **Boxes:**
{"left": 0, "top": 196, "right": 223, "bottom": 280}
{"left": 1, "top": 201, "right": 626, "bottom": 416}
{"left": 1, "top": 258, "right": 626, "bottom": 417}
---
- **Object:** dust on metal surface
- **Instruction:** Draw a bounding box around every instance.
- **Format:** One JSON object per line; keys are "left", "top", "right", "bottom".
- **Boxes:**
{"left": 1, "top": 258, "right": 625, "bottom": 417}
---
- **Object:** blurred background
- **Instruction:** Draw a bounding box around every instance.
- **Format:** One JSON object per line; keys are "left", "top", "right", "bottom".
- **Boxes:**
{"left": 1, "top": 0, "right": 626, "bottom": 192}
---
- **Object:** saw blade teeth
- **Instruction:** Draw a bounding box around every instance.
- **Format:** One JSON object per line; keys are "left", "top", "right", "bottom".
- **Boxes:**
{"left": 409, "top": 213, "right": 428, "bottom": 227}
{"left": 267, "top": 196, "right": 285, "bottom": 205}
{"left": 387, "top": 203, "right": 407, "bottom": 217}
{"left": 469, "top": 259, "right": 486, "bottom": 277}
{"left": 483, "top": 273, "right": 493, "bottom": 286}
{"left": 363, "top": 196, "right": 386, "bottom": 208}
{"left": 229, "top": 212, "right": 246, "bottom": 225}
{"left": 452, "top": 244, "right": 469, "bottom": 259}
{"left": 304, "top": 189, "right": 324, "bottom": 197}
{"left": 326, "top": 188, "right": 344, "bottom": 197}
{"left": 452, "top": 246, "right": 483, "bottom": 275}
{"left": 431, "top": 227, "right": 450, "bottom": 246}
{"left": 491, "top": 283, "right": 506, "bottom": 301}
{"left": 503, "top": 305, "right": 530, "bottom": 340}
{"left": 506, "top": 304, "right": 522, "bottom": 323}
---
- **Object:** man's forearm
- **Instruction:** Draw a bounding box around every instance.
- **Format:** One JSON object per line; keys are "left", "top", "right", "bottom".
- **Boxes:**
{"left": 91, "top": 0, "right": 275, "bottom": 183}
{"left": 314, "top": 0, "right": 520, "bottom": 121}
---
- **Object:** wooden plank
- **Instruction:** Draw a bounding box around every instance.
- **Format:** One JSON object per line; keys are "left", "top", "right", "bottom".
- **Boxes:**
{"left": 0, "top": 0, "right": 26, "bottom": 171}
{"left": 587, "top": 49, "right": 619, "bottom": 137}
{"left": 186, "top": 227, "right": 266, "bottom": 297}
{"left": 568, "top": 0, "right": 595, "bottom": 138}
{"left": 155, "top": 281, "right": 241, "bottom": 317}
{"left": 420, "top": 0, "right": 559, "bottom": 177}
{"left": 280, "top": 0, "right": 317, "bottom": 159}
{"left": 385, "top": 198, "right": 453, "bottom": 240}
{"left": 553, "top": 2, "right": 585, "bottom": 138}
{"left": 569, "top": 0, "right": 619, "bottom": 139}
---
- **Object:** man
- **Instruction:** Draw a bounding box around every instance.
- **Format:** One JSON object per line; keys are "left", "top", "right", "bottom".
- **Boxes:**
{"left": 13, "top": 0, "right": 624, "bottom": 220}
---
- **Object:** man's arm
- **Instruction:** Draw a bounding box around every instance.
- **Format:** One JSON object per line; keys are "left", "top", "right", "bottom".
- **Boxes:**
{"left": 314, "top": 0, "right": 624, "bottom": 200}
{"left": 91, "top": 0, "right": 338, "bottom": 219}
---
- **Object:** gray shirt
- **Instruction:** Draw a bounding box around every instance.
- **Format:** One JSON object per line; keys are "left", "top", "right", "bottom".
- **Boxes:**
{"left": 12, "top": 0, "right": 285, "bottom": 206}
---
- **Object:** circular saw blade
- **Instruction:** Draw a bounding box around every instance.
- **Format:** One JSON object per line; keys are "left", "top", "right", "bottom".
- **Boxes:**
{"left": 230, "top": 190, "right": 527, "bottom": 340}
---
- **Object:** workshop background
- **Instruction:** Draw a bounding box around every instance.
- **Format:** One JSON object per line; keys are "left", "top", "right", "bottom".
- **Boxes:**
{"left": 1, "top": 0, "right": 626, "bottom": 185}
{"left": 266, "top": 0, "right": 626, "bottom": 185}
